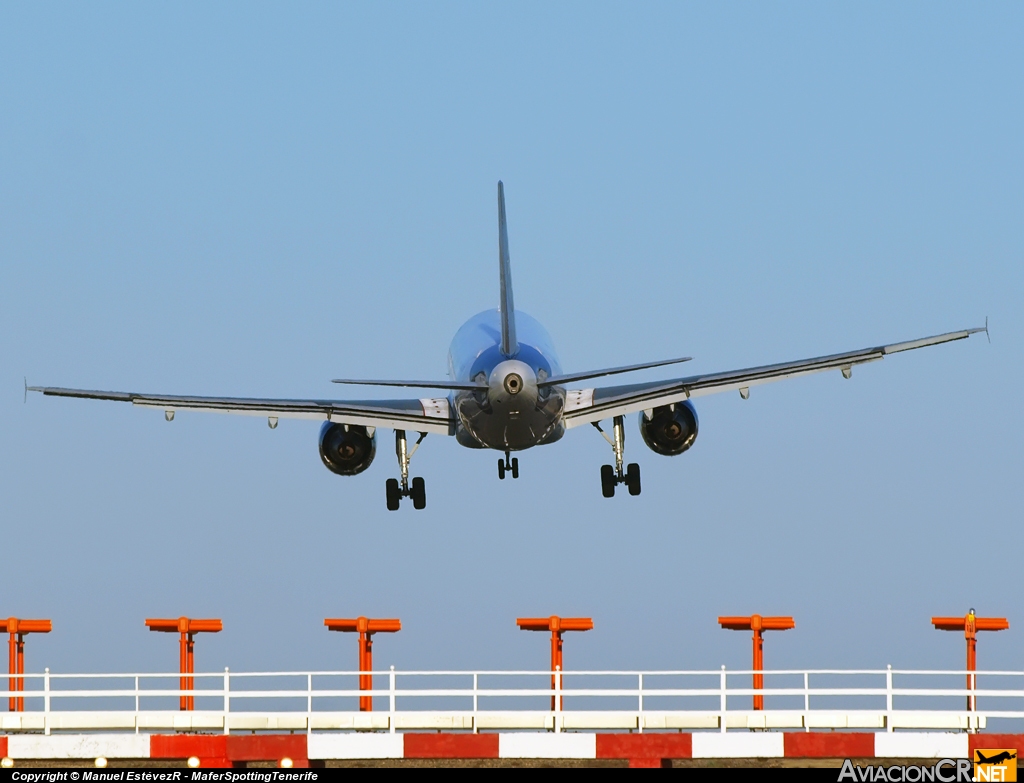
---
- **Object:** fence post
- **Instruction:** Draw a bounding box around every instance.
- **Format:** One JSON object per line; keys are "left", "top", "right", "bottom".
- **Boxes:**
{"left": 389, "top": 666, "right": 396, "bottom": 734}
{"left": 970, "top": 670, "right": 977, "bottom": 729}
{"left": 472, "top": 672, "right": 479, "bottom": 734}
{"left": 638, "top": 672, "right": 644, "bottom": 734}
{"left": 223, "top": 668, "right": 230, "bottom": 735}
{"left": 43, "top": 668, "right": 50, "bottom": 736}
{"left": 554, "top": 666, "right": 562, "bottom": 734}
{"left": 803, "top": 671, "right": 810, "bottom": 732}
{"left": 307, "top": 673, "right": 313, "bottom": 736}
{"left": 720, "top": 665, "right": 727, "bottom": 733}
{"left": 886, "top": 665, "right": 893, "bottom": 732}
{"left": 135, "top": 675, "right": 140, "bottom": 734}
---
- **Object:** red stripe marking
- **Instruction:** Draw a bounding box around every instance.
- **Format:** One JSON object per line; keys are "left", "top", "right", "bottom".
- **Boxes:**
{"left": 150, "top": 735, "right": 227, "bottom": 759}
{"left": 628, "top": 758, "right": 670, "bottom": 768}
{"left": 784, "top": 733, "right": 874, "bottom": 758}
{"left": 150, "top": 735, "right": 308, "bottom": 763}
{"left": 0, "top": 737, "right": 7, "bottom": 758}
{"left": 596, "top": 734, "right": 692, "bottom": 759}
{"left": 968, "top": 734, "right": 1024, "bottom": 757}
{"left": 196, "top": 759, "right": 233, "bottom": 769}
{"left": 404, "top": 734, "right": 500, "bottom": 758}
{"left": 226, "top": 735, "right": 308, "bottom": 762}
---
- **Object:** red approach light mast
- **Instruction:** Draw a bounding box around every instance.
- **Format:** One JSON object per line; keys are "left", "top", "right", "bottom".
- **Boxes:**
{"left": 932, "top": 609, "right": 1009, "bottom": 711}
{"left": 517, "top": 616, "right": 593, "bottom": 710}
{"left": 718, "top": 614, "right": 795, "bottom": 710}
{"left": 0, "top": 618, "right": 52, "bottom": 712}
{"left": 325, "top": 617, "right": 401, "bottom": 712}
{"left": 145, "top": 617, "right": 223, "bottom": 711}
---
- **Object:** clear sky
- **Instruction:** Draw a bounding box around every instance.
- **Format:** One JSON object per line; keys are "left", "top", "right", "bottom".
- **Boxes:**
{"left": 1, "top": 3, "right": 1021, "bottom": 680}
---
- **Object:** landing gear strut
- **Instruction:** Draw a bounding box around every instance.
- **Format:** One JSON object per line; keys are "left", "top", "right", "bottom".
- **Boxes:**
{"left": 386, "top": 430, "right": 427, "bottom": 510}
{"left": 498, "top": 450, "right": 519, "bottom": 480}
{"left": 593, "top": 416, "right": 641, "bottom": 497}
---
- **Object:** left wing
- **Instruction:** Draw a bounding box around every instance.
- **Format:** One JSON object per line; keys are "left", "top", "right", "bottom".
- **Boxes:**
{"left": 562, "top": 326, "right": 986, "bottom": 428}
{"left": 25, "top": 386, "right": 455, "bottom": 435}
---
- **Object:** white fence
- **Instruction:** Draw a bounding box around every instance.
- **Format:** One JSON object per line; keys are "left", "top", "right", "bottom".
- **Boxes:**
{"left": 2, "top": 667, "right": 1023, "bottom": 735}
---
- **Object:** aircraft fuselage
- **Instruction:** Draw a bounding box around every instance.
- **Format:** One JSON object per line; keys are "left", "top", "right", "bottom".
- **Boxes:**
{"left": 448, "top": 309, "right": 566, "bottom": 451}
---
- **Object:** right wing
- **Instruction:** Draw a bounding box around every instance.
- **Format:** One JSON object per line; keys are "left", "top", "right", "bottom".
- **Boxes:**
{"left": 26, "top": 386, "right": 455, "bottom": 435}
{"left": 562, "top": 326, "right": 985, "bottom": 428}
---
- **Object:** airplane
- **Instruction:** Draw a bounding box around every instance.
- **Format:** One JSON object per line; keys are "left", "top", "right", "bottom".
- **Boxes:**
{"left": 28, "top": 182, "right": 988, "bottom": 510}
{"left": 976, "top": 751, "right": 1016, "bottom": 765}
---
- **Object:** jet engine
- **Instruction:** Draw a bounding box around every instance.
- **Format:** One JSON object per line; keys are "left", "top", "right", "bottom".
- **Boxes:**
{"left": 639, "top": 401, "right": 699, "bottom": 456}
{"left": 318, "top": 421, "right": 376, "bottom": 475}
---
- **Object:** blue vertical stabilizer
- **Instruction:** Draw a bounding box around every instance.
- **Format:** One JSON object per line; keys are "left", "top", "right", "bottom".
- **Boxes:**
{"left": 497, "top": 181, "right": 518, "bottom": 357}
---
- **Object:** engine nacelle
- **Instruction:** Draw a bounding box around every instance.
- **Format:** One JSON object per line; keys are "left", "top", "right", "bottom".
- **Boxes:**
{"left": 639, "top": 401, "right": 699, "bottom": 456}
{"left": 319, "top": 422, "right": 376, "bottom": 476}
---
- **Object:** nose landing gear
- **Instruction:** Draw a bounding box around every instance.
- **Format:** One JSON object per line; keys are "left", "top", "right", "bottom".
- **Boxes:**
{"left": 386, "top": 430, "right": 427, "bottom": 510}
{"left": 594, "top": 416, "right": 641, "bottom": 497}
{"left": 498, "top": 450, "right": 519, "bottom": 480}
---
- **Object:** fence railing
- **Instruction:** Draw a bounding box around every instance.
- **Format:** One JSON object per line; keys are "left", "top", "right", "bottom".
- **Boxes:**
{"left": 3, "top": 667, "right": 1023, "bottom": 735}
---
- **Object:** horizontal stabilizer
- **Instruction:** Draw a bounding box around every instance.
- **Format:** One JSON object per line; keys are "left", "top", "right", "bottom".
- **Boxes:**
{"left": 538, "top": 356, "right": 693, "bottom": 388}
{"left": 331, "top": 378, "right": 485, "bottom": 391}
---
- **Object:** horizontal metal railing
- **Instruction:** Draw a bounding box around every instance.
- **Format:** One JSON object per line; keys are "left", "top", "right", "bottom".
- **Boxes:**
{"left": 2, "top": 667, "right": 1022, "bottom": 735}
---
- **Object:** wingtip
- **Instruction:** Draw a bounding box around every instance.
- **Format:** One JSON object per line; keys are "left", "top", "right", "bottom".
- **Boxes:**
{"left": 967, "top": 318, "right": 990, "bottom": 343}
{"left": 22, "top": 378, "right": 45, "bottom": 401}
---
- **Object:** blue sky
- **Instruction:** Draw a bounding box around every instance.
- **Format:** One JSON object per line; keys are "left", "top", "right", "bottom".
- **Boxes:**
{"left": 0, "top": 3, "right": 1021, "bottom": 680}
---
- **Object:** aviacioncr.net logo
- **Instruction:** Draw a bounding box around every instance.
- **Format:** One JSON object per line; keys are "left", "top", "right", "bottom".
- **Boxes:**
{"left": 839, "top": 758, "right": 973, "bottom": 782}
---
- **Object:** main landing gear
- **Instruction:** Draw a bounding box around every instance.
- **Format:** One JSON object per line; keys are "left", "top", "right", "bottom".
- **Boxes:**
{"left": 386, "top": 430, "right": 427, "bottom": 511}
{"left": 498, "top": 450, "right": 519, "bottom": 480}
{"left": 593, "top": 415, "right": 641, "bottom": 498}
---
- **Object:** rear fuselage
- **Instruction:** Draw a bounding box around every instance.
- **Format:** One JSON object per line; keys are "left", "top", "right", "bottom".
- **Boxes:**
{"left": 448, "top": 309, "right": 566, "bottom": 450}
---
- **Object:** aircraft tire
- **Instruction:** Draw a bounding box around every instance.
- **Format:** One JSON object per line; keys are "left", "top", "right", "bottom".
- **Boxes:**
{"left": 600, "top": 464, "right": 616, "bottom": 498}
{"left": 411, "top": 476, "right": 426, "bottom": 510}
{"left": 626, "top": 463, "right": 641, "bottom": 496}
{"left": 385, "top": 478, "right": 401, "bottom": 511}
{"left": 498, "top": 459, "right": 506, "bottom": 480}
{"left": 511, "top": 458, "right": 519, "bottom": 479}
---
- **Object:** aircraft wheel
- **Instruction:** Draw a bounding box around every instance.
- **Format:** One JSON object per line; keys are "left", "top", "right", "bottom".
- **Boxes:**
{"left": 498, "top": 459, "right": 506, "bottom": 480}
{"left": 600, "top": 464, "right": 616, "bottom": 498}
{"left": 626, "top": 463, "right": 641, "bottom": 496}
{"left": 411, "top": 476, "right": 427, "bottom": 510}
{"left": 385, "top": 478, "right": 401, "bottom": 511}
{"left": 510, "top": 457, "right": 519, "bottom": 479}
